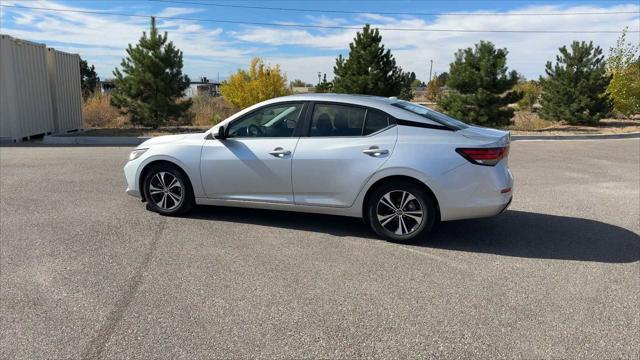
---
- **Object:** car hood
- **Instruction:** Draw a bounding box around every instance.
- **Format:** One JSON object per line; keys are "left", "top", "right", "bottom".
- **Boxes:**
{"left": 458, "top": 126, "right": 510, "bottom": 145}
{"left": 139, "top": 133, "right": 205, "bottom": 147}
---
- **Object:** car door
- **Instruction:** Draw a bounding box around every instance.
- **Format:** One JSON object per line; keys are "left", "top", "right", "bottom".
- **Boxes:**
{"left": 292, "top": 102, "right": 398, "bottom": 207}
{"left": 200, "top": 102, "right": 306, "bottom": 203}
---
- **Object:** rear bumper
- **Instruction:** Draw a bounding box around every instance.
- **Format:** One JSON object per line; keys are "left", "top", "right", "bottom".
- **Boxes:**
{"left": 499, "top": 196, "right": 513, "bottom": 214}
{"left": 436, "top": 160, "right": 514, "bottom": 221}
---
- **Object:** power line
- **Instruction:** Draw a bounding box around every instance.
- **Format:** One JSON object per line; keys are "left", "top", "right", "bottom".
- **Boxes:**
{"left": 149, "top": 0, "right": 640, "bottom": 16}
{"left": 1, "top": 4, "right": 637, "bottom": 34}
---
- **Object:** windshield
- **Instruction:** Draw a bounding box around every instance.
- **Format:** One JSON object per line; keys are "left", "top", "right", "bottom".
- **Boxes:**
{"left": 392, "top": 101, "right": 468, "bottom": 130}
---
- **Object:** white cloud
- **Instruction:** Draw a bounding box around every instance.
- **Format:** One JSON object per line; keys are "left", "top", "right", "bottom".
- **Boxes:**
{"left": 232, "top": 4, "right": 639, "bottom": 82}
{"left": 1, "top": 0, "right": 253, "bottom": 79}
{"left": 155, "top": 6, "right": 203, "bottom": 18}
{"left": 1, "top": 0, "right": 637, "bottom": 84}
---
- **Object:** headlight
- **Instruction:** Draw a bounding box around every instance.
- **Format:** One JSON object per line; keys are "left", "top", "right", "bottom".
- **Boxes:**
{"left": 128, "top": 148, "right": 148, "bottom": 161}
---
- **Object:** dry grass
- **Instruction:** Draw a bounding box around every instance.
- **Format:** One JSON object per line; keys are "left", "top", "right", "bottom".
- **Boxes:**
{"left": 507, "top": 111, "right": 640, "bottom": 135}
{"left": 82, "top": 92, "right": 128, "bottom": 128}
{"left": 508, "top": 111, "right": 555, "bottom": 131}
{"left": 82, "top": 93, "right": 236, "bottom": 129}
{"left": 185, "top": 95, "right": 237, "bottom": 126}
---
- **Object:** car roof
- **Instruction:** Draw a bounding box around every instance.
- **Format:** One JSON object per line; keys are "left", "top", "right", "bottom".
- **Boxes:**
{"left": 215, "top": 93, "right": 437, "bottom": 129}
{"left": 272, "top": 93, "right": 397, "bottom": 107}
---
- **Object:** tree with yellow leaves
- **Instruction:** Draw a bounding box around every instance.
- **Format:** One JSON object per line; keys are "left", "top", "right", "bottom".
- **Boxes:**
{"left": 220, "top": 58, "right": 290, "bottom": 109}
{"left": 606, "top": 28, "right": 640, "bottom": 116}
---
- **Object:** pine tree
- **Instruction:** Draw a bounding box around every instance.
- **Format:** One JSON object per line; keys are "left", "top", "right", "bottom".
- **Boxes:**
{"left": 111, "top": 17, "right": 191, "bottom": 128}
{"left": 79, "top": 58, "right": 98, "bottom": 99}
{"left": 333, "top": 24, "right": 413, "bottom": 98}
{"left": 539, "top": 41, "right": 612, "bottom": 124}
{"left": 315, "top": 73, "right": 333, "bottom": 93}
{"left": 438, "top": 41, "right": 521, "bottom": 127}
{"left": 435, "top": 72, "right": 449, "bottom": 88}
{"left": 398, "top": 71, "right": 416, "bottom": 100}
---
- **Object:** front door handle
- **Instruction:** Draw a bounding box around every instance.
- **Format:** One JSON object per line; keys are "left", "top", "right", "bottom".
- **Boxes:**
{"left": 269, "top": 147, "right": 291, "bottom": 158}
{"left": 362, "top": 146, "right": 389, "bottom": 157}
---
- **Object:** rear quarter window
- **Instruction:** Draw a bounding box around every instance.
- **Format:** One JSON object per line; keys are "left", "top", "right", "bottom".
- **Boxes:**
{"left": 363, "top": 110, "right": 390, "bottom": 135}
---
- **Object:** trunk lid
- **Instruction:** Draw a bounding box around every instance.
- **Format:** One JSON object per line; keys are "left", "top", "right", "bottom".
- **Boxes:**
{"left": 459, "top": 125, "right": 510, "bottom": 146}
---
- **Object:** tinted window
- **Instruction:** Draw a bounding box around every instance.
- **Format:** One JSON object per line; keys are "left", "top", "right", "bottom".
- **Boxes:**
{"left": 363, "top": 110, "right": 390, "bottom": 135}
{"left": 310, "top": 104, "right": 366, "bottom": 137}
{"left": 391, "top": 101, "right": 468, "bottom": 130}
{"left": 227, "top": 103, "right": 303, "bottom": 138}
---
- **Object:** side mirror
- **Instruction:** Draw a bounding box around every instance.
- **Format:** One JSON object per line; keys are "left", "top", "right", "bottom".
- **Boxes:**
{"left": 216, "top": 125, "right": 226, "bottom": 140}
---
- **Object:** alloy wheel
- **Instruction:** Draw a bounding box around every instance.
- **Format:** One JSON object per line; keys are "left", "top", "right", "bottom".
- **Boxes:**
{"left": 148, "top": 171, "right": 183, "bottom": 211}
{"left": 376, "top": 190, "right": 425, "bottom": 236}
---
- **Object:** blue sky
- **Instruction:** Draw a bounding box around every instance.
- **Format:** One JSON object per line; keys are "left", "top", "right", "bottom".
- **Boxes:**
{"left": 1, "top": 0, "right": 638, "bottom": 83}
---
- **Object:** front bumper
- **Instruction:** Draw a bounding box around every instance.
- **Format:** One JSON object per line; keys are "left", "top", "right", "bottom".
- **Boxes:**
{"left": 126, "top": 188, "right": 141, "bottom": 198}
{"left": 123, "top": 160, "right": 142, "bottom": 199}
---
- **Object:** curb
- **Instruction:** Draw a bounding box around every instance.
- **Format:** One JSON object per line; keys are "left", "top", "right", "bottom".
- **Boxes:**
{"left": 42, "top": 131, "right": 640, "bottom": 145}
{"left": 511, "top": 132, "right": 640, "bottom": 141}
{"left": 43, "top": 135, "right": 151, "bottom": 146}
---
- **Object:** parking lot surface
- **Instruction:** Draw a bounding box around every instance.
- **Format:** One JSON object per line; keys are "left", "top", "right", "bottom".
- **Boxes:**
{"left": 1, "top": 139, "right": 639, "bottom": 359}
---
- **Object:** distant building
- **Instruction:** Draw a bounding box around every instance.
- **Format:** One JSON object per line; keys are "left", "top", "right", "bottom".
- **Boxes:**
{"left": 291, "top": 86, "right": 314, "bottom": 94}
{"left": 185, "top": 77, "right": 221, "bottom": 97}
{"left": 99, "top": 79, "right": 116, "bottom": 94}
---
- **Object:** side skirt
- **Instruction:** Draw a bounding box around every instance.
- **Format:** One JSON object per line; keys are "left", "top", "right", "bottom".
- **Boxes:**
{"left": 195, "top": 198, "right": 362, "bottom": 218}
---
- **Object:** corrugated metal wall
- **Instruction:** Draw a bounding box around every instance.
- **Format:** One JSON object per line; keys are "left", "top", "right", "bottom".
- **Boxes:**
{"left": 0, "top": 35, "right": 55, "bottom": 141}
{"left": 0, "top": 35, "right": 83, "bottom": 142}
{"left": 47, "top": 49, "right": 83, "bottom": 133}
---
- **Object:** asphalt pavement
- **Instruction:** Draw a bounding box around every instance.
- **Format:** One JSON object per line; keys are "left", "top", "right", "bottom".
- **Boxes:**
{"left": 1, "top": 139, "right": 639, "bottom": 359}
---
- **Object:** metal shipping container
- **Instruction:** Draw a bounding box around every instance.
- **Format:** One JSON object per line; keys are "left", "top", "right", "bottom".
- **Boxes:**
{"left": 0, "top": 35, "right": 55, "bottom": 141}
{"left": 47, "top": 48, "right": 82, "bottom": 133}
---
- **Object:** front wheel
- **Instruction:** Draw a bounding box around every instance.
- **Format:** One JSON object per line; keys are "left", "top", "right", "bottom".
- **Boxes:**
{"left": 143, "top": 164, "right": 194, "bottom": 216}
{"left": 366, "top": 181, "right": 436, "bottom": 243}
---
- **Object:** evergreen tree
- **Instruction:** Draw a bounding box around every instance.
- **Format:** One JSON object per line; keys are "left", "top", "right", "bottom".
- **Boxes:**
{"left": 315, "top": 73, "right": 333, "bottom": 93}
{"left": 438, "top": 41, "right": 521, "bottom": 126}
{"left": 333, "top": 24, "right": 412, "bottom": 98}
{"left": 435, "top": 72, "right": 449, "bottom": 87}
{"left": 398, "top": 71, "right": 416, "bottom": 100}
{"left": 79, "top": 58, "right": 98, "bottom": 99}
{"left": 111, "top": 17, "right": 191, "bottom": 127}
{"left": 539, "top": 41, "right": 612, "bottom": 124}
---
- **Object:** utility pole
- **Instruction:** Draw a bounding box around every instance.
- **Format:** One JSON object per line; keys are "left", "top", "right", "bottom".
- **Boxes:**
{"left": 317, "top": 72, "right": 322, "bottom": 84}
{"left": 428, "top": 59, "right": 433, "bottom": 84}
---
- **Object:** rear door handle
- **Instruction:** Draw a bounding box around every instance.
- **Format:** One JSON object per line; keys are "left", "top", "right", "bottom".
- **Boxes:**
{"left": 269, "top": 147, "right": 291, "bottom": 158}
{"left": 362, "top": 147, "right": 389, "bottom": 157}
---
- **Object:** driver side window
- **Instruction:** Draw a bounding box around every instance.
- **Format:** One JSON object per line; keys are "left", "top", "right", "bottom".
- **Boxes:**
{"left": 227, "top": 103, "right": 304, "bottom": 138}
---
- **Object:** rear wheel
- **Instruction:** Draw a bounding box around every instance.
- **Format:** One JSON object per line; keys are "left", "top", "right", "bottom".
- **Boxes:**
{"left": 366, "top": 181, "right": 435, "bottom": 242}
{"left": 143, "top": 164, "right": 194, "bottom": 216}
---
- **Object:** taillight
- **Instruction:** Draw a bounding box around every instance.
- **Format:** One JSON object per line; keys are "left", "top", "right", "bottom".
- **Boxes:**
{"left": 456, "top": 147, "right": 509, "bottom": 166}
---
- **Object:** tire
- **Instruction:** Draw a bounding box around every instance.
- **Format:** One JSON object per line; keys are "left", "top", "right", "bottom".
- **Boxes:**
{"left": 143, "top": 164, "right": 194, "bottom": 216}
{"left": 366, "top": 180, "right": 435, "bottom": 243}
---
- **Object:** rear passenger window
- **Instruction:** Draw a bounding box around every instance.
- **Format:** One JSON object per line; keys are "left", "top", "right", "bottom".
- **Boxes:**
{"left": 310, "top": 104, "right": 366, "bottom": 137}
{"left": 363, "top": 110, "right": 390, "bottom": 135}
